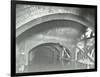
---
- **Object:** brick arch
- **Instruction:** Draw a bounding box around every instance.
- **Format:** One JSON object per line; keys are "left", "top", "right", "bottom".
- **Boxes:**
{"left": 16, "top": 13, "right": 94, "bottom": 72}
{"left": 28, "top": 43, "right": 60, "bottom": 64}
{"left": 16, "top": 13, "right": 94, "bottom": 37}
{"left": 27, "top": 42, "right": 71, "bottom": 68}
{"left": 28, "top": 42, "right": 71, "bottom": 55}
{"left": 28, "top": 43, "right": 60, "bottom": 54}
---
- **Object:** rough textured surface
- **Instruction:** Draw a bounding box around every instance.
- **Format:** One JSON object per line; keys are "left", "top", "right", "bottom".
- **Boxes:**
{"left": 16, "top": 5, "right": 95, "bottom": 29}
{"left": 16, "top": 4, "right": 95, "bottom": 73}
{"left": 16, "top": 4, "right": 95, "bottom": 37}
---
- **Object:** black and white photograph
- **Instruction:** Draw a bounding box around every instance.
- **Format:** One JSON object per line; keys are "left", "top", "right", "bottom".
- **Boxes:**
{"left": 11, "top": 0, "right": 97, "bottom": 76}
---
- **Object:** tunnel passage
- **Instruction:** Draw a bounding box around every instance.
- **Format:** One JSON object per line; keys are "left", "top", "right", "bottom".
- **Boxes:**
{"left": 16, "top": 20, "right": 94, "bottom": 73}
{"left": 26, "top": 43, "right": 71, "bottom": 72}
{"left": 16, "top": 4, "right": 96, "bottom": 73}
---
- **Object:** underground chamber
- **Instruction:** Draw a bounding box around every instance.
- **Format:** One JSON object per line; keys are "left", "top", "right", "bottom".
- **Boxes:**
{"left": 16, "top": 5, "right": 95, "bottom": 73}
{"left": 16, "top": 19, "right": 95, "bottom": 73}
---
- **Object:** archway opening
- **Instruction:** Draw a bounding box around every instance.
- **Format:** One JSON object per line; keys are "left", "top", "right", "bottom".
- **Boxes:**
{"left": 27, "top": 44, "right": 59, "bottom": 72}
{"left": 27, "top": 43, "right": 71, "bottom": 72}
{"left": 16, "top": 19, "right": 94, "bottom": 73}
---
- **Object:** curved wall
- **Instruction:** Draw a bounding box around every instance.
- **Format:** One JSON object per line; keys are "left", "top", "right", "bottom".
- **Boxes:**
{"left": 16, "top": 4, "right": 95, "bottom": 73}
